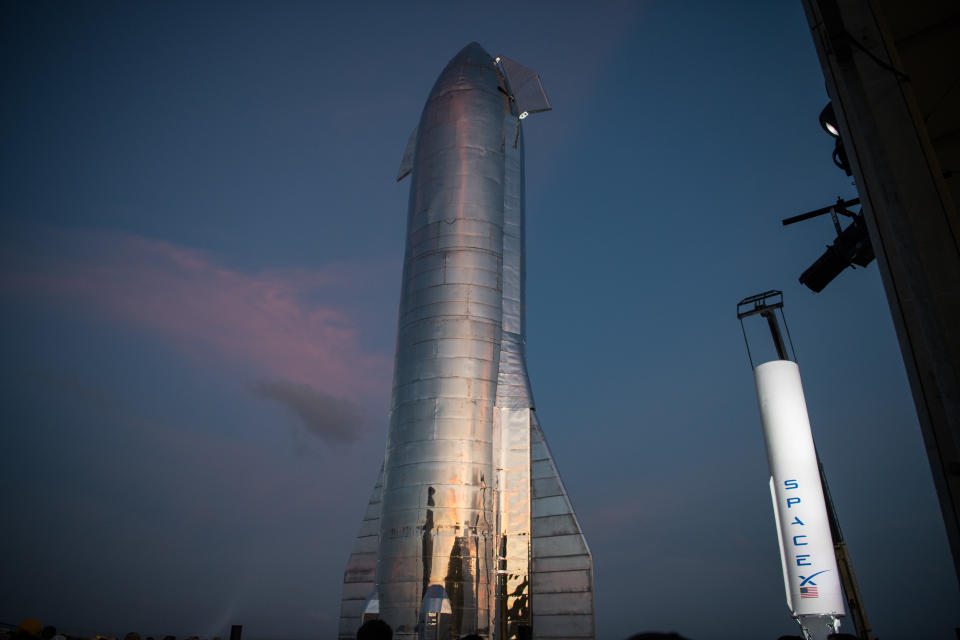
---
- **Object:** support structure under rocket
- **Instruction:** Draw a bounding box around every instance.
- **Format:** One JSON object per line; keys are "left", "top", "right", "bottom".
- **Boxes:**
{"left": 338, "top": 43, "right": 595, "bottom": 640}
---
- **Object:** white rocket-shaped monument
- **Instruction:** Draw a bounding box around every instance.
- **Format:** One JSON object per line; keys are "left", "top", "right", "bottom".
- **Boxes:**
{"left": 338, "top": 43, "right": 595, "bottom": 640}
{"left": 738, "top": 291, "right": 847, "bottom": 640}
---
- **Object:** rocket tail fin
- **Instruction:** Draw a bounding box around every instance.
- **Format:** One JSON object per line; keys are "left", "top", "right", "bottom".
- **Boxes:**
{"left": 338, "top": 463, "right": 383, "bottom": 640}
{"left": 530, "top": 413, "right": 596, "bottom": 639}
{"left": 770, "top": 475, "right": 795, "bottom": 614}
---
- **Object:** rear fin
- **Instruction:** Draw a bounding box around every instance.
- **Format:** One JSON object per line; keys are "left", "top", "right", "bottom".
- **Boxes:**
{"left": 338, "top": 463, "right": 383, "bottom": 640}
{"left": 771, "top": 475, "right": 795, "bottom": 614}
{"left": 529, "top": 413, "right": 595, "bottom": 639}
{"left": 396, "top": 126, "right": 418, "bottom": 181}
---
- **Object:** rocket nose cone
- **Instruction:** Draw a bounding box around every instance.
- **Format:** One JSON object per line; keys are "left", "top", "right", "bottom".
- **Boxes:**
{"left": 428, "top": 41, "right": 500, "bottom": 100}
{"left": 447, "top": 41, "right": 493, "bottom": 67}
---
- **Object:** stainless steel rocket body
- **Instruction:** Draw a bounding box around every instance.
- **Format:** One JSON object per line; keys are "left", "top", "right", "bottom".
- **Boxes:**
{"left": 379, "top": 41, "right": 507, "bottom": 637}
{"left": 340, "top": 43, "right": 594, "bottom": 640}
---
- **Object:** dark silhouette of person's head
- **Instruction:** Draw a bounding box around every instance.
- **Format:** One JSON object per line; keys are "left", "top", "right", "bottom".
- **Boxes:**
{"left": 356, "top": 619, "right": 392, "bottom": 640}
{"left": 40, "top": 628, "right": 56, "bottom": 640}
{"left": 626, "top": 634, "right": 691, "bottom": 640}
{"left": 460, "top": 635, "right": 483, "bottom": 640}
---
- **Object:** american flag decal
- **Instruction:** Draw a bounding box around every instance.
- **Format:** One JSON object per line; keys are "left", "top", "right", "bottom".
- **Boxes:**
{"left": 800, "top": 586, "right": 819, "bottom": 598}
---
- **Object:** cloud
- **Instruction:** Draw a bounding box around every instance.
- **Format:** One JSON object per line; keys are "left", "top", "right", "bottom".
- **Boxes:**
{"left": 254, "top": 380, "right": 367, "bottom": 443}
{"left": 1, "top": 227, "right": 392, "bottom": 433}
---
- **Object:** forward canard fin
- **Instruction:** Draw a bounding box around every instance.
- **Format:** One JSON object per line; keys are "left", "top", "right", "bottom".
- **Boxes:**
{"left": 396, "top": 126, "right": 418, "bottom": 182}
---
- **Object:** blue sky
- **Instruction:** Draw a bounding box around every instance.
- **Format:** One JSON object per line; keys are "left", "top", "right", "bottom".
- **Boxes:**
{"left": 2, "top": 2, "right": 958, "bottom": 639}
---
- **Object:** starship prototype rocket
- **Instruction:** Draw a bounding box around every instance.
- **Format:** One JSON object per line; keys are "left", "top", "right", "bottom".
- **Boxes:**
{"left": 338, "top": 43, "right": 595, "bottom": 640}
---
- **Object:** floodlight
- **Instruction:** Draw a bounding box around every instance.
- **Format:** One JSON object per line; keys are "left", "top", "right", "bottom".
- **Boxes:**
{"left": 819, "top": 102, "right": 852, "bottom": 176}
{"left": 819, "top": 103, "right": 841, "bottom": 137}
{"left": 799, "top": 213, "right": 874, "bottom": 292}
{"left": 783, "top": 198, "right": 874, "bottom": 293}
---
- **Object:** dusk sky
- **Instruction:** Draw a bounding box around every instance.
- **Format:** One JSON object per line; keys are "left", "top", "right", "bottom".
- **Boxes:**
{"left": 2, "top": 2, "right": 958, "bottom": 639}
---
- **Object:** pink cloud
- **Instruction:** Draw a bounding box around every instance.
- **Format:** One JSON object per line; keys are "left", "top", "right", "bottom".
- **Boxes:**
{"left": 2, "top": 228, "right": 392, "bottom": 405}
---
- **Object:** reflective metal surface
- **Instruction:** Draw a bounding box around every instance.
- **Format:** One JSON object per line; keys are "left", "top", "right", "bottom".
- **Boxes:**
{"left": 339, "top": 42, "right": 593, "bottom": 640}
